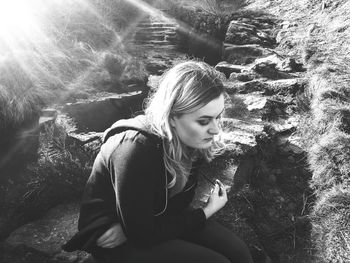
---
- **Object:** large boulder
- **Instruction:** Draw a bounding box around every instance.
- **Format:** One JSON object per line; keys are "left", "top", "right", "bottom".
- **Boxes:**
{"left": 225, "top": 20, "right": 276, "bottom": 47}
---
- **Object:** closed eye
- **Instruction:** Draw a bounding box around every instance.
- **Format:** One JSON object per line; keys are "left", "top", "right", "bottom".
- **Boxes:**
{"left": 198, "top": 119, "right": 210, "bottom": 126}
{"left": 198, "top": 116, "right": 222, "bottom": 126}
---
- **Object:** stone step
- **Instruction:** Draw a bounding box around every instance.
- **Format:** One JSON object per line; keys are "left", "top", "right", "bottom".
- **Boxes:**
{"left": 224, "top": 78, "right": 307, "bottom": 96}
{"left": 224, "top": 90, "right": 299, "bottom": 134}
{"left": 223, "top": 44, "right": 275, "bottom": 65}
{"left": 136, "top": 26, "right": 176, "bottom": 31}
{"left": 134, "top": 31, "right": 176, "bottom": 38}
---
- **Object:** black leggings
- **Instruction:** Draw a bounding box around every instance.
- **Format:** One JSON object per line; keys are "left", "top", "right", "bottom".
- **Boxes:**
{"left": 93, "top": 220, "right": 254, "bottom": 263}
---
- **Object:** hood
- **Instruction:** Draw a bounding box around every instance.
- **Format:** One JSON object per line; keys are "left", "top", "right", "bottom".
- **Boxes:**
{"left": 102, "top": 115, "right": 160, "bottom": 144}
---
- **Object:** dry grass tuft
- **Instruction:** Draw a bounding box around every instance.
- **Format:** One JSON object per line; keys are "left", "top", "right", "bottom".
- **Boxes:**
{"left": 311, "top": 185, "right": 350, "bottom": 262}
{"left": 309, "top": 130, "right": 350, "bottom": 194}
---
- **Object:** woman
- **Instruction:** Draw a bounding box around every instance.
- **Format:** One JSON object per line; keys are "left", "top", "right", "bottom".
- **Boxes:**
{"left": 63, "top": 61, "right": 254, "bottom": 263}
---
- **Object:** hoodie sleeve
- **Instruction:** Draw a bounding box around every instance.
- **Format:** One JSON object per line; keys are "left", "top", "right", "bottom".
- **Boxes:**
{"left": 107, "top": 133, "right": 206, "bottom": 248}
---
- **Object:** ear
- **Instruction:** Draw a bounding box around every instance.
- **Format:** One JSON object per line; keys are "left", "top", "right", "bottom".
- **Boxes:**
{"left": 169, "top": 116, "right": 176, "bottom": 128}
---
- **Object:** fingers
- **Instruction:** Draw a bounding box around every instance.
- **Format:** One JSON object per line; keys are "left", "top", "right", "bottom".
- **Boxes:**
{"left": 215, "top": 179, "right": 227, "bottom": 197}
{"left": 98, "top": 232, "right": 120, "bottom": 248}
{"left": 213, "top": 183, "right": 220, "bottom": 193}
{"left": 97, "top": 224, "right": 127, "bottom": 248}
{"left": 97, "top": 225, "right": 118, "bottom": 247}
{"left": 97, "top": 228, "right": 113, "bottom": 245}
{"left": 100, "top": 240, "right": 118, "bottom": 248}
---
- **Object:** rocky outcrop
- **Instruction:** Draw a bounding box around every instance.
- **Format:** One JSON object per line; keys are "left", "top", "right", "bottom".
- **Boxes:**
{"left": 60, "top": 91, "right": 147, "bottom": 133}
{"left": 225, "top": 20, "right": 275, "bottom": 47}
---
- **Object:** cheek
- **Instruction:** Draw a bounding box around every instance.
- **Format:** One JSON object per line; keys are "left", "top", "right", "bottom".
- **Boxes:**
{"left": 183, "top": 123, "right": 206, "bottom": 140}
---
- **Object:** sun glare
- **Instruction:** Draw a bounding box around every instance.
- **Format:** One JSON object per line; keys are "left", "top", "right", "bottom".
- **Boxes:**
{"left": 0, "top": 0, "right": 47, "bottom": 49}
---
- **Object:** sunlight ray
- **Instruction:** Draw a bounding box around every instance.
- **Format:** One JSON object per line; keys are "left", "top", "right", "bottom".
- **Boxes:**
{"left": 123, "top": 0, "right": 223, "bottom": 51}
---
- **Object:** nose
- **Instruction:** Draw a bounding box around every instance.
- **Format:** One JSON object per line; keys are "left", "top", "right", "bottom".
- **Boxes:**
{"left": 208, "top": 119, "right": 220, "bottom": 135}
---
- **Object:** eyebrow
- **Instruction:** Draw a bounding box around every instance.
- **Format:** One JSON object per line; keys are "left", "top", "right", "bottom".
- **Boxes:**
{"left": 198, "top": 108, "right": 225, "bottom": 119}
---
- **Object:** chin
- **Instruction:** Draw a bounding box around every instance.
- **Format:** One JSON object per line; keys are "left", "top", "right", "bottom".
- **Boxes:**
{"left": 192, "top": 142, "right": 212, "bottom": 149}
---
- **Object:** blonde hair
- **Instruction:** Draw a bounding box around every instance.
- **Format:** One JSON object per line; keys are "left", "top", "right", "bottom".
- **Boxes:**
{"left": 145, "top": 61, "right": 225, "bottom": 188}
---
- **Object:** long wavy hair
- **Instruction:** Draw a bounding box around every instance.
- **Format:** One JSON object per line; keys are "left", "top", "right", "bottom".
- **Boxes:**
{"left": 145, "top": 61, "right": 225, "bottom": 188}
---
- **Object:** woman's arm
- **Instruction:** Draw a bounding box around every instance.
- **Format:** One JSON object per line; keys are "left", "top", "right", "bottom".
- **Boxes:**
{"left": 107, "top": 134, "right": 206, "bottom": 248}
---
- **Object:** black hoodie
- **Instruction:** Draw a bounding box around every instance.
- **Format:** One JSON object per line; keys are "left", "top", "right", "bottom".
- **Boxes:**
{"left": 63, "top": 115, "right": 206, "bottom": 253}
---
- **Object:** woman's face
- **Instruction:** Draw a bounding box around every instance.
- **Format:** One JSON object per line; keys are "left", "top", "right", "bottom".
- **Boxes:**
{"left": 170, "top": 94, "right": 225, "bottom": 149}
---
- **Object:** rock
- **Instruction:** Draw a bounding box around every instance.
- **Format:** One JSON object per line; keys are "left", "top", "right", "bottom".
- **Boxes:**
{"left": 253, "top": 54, "right": 305, "bottom": 73}
{"left": 60, "top": 91, "right": 146, "bottom": 133}
{"left": 221, "top": 117, "right": 264, "bottom": 149}
{"left": 225, "top": 20, "right": 275, "bottom": 47}
{"left": 254, "top": 54, "right": 285, "bottom": 66}
{"left": 225, "top": 78, "right": 307, "bottom": 96}
{"left": 242, "top": 94, "right": 269, "bottom": 111}
{"left": 277, "top": 133, "right": 304, "bottom": 155}
{"left": 251, "top": 62, "right": 294, "bottom": 80}
{"left": 39, "top": 109, "right": 58, "bottom": 128}
{"left": 3, "top": 203, "right": 94, "bottom": 263}
{"left": 223, "top": 44, "right": 274, "bottom": 65}
{"left": 278, "top": 57, "right": 305, "bottom": 72}
{"left": 270, "top": 116, "right": 299, "bottom": 134}
{"left": 224, "top": 80, "right": 265, "bottom": 94}
{"left": 229, "top": 72, "right": 259, "bottom": 82}
{"left": 215, "top": 61, "right": 248, "bottom": 78}
{"left": 263, "top": 78, "right": 307, "bottom": 96}
{"left": 275, "top": 29, "right": 287, "bottom": 44}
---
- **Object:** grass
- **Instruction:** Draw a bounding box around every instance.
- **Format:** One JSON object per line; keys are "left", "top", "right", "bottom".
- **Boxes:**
{"left": 311, "top": 185, "right": 350, "bottom": 262}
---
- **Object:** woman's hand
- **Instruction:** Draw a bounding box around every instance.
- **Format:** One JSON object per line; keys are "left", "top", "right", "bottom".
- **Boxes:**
{"left": 203, "top": 179, "right": 228, "bottom": 219}
{"left": 96, "top": 223, "right": 127, "bottom": 248}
